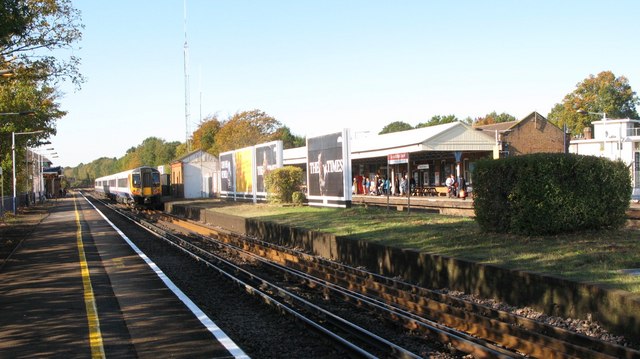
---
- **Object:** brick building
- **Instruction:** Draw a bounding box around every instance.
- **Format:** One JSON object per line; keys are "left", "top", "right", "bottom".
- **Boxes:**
{"left": 474, "top": 111, "right": 567, "bottom": 157}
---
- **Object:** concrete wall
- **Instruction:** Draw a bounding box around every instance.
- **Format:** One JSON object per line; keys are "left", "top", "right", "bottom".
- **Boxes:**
{"left": 166, "top": 203, "right": 640, "bottom": 339}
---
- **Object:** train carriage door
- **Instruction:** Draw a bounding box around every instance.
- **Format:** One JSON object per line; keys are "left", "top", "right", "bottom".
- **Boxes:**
{"left": 142, "top": 170, "right": 152, "bottom": 196}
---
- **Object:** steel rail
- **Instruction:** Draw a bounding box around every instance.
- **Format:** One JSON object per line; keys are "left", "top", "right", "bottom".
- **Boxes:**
{"left": 156, "top": 210, "right": 640, "bottom": 359}
{"left": 85, "top": 194, "right": 421, "bottom": 358}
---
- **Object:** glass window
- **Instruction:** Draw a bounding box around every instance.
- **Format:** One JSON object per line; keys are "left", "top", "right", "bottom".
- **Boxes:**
{"left": 132, "top": 174, "right": 141, "bottom": 187}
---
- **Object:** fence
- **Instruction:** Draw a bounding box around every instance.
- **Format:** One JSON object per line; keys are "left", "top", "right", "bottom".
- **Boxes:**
{"left": 0, "top": 192, "right": 46, "bottom": 215}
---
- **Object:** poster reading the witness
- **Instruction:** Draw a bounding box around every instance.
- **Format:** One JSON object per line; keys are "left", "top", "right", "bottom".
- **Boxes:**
{"left": 255, "top": 141, "right": 283, "bottom": 198}
{"left": 219, "top": 152, "right": 234, "bottom": 197}
{"left": 306, "top": 129, "right": 351, "bottom": 207}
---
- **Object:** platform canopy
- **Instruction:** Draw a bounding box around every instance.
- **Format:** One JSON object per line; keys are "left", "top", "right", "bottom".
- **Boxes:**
{"left": 350, "top": 121, "right": 497, "bottom": 159}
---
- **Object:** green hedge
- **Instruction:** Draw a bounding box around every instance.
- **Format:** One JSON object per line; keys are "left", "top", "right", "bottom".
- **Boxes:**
{"left": 473, "top": 153, "right": 631, "bottom": 235}
{"left": 264, "top": 166, "right": 304, "bottom": 204}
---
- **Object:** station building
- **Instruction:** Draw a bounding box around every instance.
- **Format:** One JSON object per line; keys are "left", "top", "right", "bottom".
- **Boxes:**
{"left": 174, "top": 111, "right": 568, "bottom": 200}
{"left": 283, "top": 111, "right": 565, "bottom": 196}
{"left": 349, "top": 121, "right": 495, "bottom": 195}
{"left": 569, "top": 116, "right": 640, "bottom": 199}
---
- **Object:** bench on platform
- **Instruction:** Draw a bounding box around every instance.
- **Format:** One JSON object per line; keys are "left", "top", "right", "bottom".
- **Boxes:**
{"left": 434, "top": 186, "right": 449, "bottom": 197}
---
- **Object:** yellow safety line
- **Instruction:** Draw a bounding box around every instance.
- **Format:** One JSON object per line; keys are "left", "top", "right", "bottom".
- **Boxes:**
{"left": 74, "top": 196, "right": 106, "bottom": 359}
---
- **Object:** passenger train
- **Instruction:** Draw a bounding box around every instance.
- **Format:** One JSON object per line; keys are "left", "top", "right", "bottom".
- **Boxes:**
{"left": 94, "top": 166, "right": 162, "bottom": 207}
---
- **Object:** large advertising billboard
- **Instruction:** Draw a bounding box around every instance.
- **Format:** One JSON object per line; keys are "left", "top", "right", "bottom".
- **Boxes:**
{"left": 255, "top": 141, "right": 283, "bottom": 199}
{"left": 219, "top": 152, "right": 234, "bottom": 196}
{"left": 219, "top": 141, "right": 283, "bottom": 201}
{"left": 306, "top": 129, "right": 351, "bottom": 207}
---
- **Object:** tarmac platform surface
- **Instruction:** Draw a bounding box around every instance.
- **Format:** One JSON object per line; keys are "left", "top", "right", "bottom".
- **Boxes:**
{"left": 0, "top": 194, "right": 247, "bottom": 358}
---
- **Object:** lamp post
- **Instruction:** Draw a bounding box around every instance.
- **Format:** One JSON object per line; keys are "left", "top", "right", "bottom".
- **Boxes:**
{"left": 12, "top": 130, "right": 44, "bottom": 214}
{"left": 0, "top": 111, "right": 36, "bottom": 216}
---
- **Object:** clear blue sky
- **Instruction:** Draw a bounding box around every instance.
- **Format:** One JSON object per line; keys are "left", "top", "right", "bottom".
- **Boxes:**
{"left": 51, "top": 1, "right": 640, "bottom": 167}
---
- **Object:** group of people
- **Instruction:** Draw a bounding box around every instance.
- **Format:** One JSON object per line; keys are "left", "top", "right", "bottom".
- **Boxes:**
{"left": 354, "top": 175, "right": 388, "bottom": 196}
{"left": 445, "top": 173, "right": 467, "bottom": 199}
{"left": 353, "top": 173, "right": 468, "bottom": 199}
{"left": 352, "top": 174, "right": 416, "bottom": 196}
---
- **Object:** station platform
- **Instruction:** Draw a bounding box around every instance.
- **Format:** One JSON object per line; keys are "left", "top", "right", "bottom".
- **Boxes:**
{"left": 0, "top": 194, "right": 247, "bottom": 358}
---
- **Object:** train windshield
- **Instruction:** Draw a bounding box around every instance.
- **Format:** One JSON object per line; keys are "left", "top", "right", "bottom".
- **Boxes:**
{"left": 132, "top": 174, "right": 141, "bottom": 188}
{"left": 152, "top": 172, "right": 160, "bottom": 186}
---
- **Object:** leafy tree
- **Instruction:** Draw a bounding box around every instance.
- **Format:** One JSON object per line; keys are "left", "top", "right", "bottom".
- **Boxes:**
{"left": 117, "top": 137, "right": 180, "bottom": 170}
{"left": 64, "top": 137, "right": 180, "bottom": 187}
{"left": 415, "top": 115, "right": 458, "bottom": 128}
{"left": 473, "top": 111, "right": 517, "bottom": 126}
{"left": 191, "top": 116, "right": 221, "bottom": 153}
{"left": 379, "top": 121, "right": 413, "bottom": 134}
{"left": 0, "top": 78, "right": 65, "bottom": 192}
{"left": 0, "top": 0, "right": 29, "bottom": 43}
{"left": 0, "top": 0, "right": 84, "bottom": 87}
{"left": 272, "top": 125, "right": 305, "bottom": 149}
{"left": 547, "top": 71, "right": 639, "bottom": 136}
{"left": 1, "top": 0, "right": 83, "bottom": 192}
{"left": 213, "top": 109, "right": 281, "bottom": 154}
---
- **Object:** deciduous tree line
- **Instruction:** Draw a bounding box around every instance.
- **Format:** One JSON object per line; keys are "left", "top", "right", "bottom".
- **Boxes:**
{"left": 2, "top": 2, "right": 638, "bottom": 190}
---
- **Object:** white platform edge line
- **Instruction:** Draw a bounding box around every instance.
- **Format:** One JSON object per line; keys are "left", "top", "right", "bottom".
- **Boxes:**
{"left": 80, "top": 194, "right": 250, "bottom": 359}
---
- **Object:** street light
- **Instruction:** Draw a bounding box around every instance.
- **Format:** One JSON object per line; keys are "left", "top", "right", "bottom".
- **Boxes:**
{"left": 0, "top": 111, "right": 36, "bottom": 216}
{"left": 0, "top": 69, "right": 14, "bottom": 78}
{"left": 12, "top": 130, "right": 44, "bottom": 214}
{"left": 0, "top": 111, "right": 36, "bottom": 116}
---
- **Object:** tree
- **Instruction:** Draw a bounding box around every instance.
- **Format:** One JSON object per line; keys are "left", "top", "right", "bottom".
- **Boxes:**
{"left": 1, "top": 0, "right": 83, "bottom": 192}
{"left": 0, "top": 0, "right": 29, "bottom": 43}
{"left": 473, "top": 111, "right": 517, "bottom": 126}
{"left": 213, "top": 110, "right": 282, "bottom": 154}
{"left": 64, "top": 137, "right": 180, "bottom": 187}
{"left": 272, "top": 125, "right": 305, "bottom": 149}
{"left": 0, "top": 0, "right": 84, "bottom": 87}
{"left": 547, "top": 71, "right": 639, "bottom": 136}
{"left": 415, "top": 115, "right": 458, "bottom": 128}
{"left": 117, "top": 137, "right": 180, "bottom": 170}
{"left": 191, "top": 116, "right": 221, "bottom": 153}
{"left": 379, "top": 121, "right": 413, "bottom": 134}
{"left": 0, "top": 78, "right": 65, "bottom": 193}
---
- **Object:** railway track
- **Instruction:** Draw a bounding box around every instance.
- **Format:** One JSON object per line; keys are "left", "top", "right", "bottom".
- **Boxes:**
{"left": 87, "top": 193, "right": 640, "bottom": 358}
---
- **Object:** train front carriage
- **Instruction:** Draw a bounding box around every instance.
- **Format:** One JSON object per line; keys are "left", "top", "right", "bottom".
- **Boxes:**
{"left": 129, "top": 166, "right": 162, "bottom": 206}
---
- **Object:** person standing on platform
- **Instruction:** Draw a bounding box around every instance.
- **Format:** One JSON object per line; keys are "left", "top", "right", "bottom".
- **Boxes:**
{"left": 446, "top": 173, "right": 457, "bottom": 198}
{"left": 458, "top": 176, "right": 467, "bottom": 200}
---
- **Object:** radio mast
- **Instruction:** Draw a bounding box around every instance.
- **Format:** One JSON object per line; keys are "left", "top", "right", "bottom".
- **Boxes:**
{"left": 183, "top": 0, "right": 191, "bottom": 152}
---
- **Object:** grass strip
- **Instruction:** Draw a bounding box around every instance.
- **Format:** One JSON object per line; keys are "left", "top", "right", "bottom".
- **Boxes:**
{"left": 208, "top": 203, "right": 640, "bottom": 293}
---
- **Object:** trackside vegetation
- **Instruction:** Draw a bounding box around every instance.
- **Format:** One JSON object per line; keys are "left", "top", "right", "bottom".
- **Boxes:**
{"left": 473, "top": 153, "right": 631, "bottom": 235}
{"left": 264, "top": 166, "right": 304, "bottom": 204}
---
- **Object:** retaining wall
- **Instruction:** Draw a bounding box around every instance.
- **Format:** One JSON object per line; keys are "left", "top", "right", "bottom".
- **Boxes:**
{"left": 166, "top": 202, "right": 640, "bottom": 339}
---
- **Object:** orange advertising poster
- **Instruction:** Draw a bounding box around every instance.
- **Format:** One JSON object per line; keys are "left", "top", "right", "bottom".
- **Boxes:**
{"left": 235, "top": 148, "right": 253, "bottom": 193}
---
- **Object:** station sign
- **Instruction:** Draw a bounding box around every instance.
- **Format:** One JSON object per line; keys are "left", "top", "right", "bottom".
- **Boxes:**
{"left": 387, "top": 152, "right": 409, "bottom": 164}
